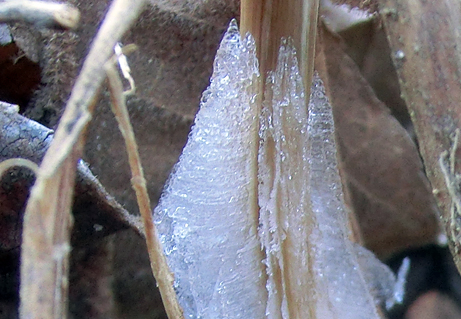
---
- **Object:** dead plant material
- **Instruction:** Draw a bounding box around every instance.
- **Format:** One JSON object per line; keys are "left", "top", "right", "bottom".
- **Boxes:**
{"left": 0, "top": 159, "right": 38, "bottom": 177}
{"left": 68, "top": 236, "right": 116, "bottom": 318}
{"left": 0, "top": 0, "right": 80, "bottom": 29}
{"left": 18, "top": 0, "right": 146, "bottom": 317}
{"left": 240, "top": 0, "right": 319, "bottom": 97}
{"left": 105, "top": 58, "right": 183, "bottom": 318}
{"left": 378, "top": 0, "right": 461, "bottom": 272}
{"left": 0, "top": 106, "right": 137, "bottom": 250}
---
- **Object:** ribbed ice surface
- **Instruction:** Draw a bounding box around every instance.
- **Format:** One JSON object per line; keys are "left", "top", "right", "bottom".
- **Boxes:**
{"left": 153, "top": 20, "right": 266, "bottom": 319}
{"left": 308, "top": 74, "right": 383, "bottom": 319}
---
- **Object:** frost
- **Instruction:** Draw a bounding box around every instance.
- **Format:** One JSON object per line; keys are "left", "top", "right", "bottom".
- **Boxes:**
{"left": 153, "top": 19, "right": 266, "bottom": 319}
{"left": 308, "top": 74, "right": 384, "bottom": 319}
{"left": 354, "top": 244, "right": 396, "bottom": 306}
{"left": 154, "top": 20, "right": 397, "bottom": 319}
{"left": 320, "top": 0, "right": 374, "bottom": 33}
{"left": 386, "top": 257, "right": 410, "bottom": 310}
{"left": 259, "top": 42, "right": 392, "bottom": 319}
{"left": 352, "top": 247, "right": 409, "bottom": 311}
{"left": 258, "top": 40, "right": 313, "bottom": 319}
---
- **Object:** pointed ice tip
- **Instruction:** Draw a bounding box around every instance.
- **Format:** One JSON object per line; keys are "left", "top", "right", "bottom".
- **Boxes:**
{"left": 312, "top": 72, "right": 321, "bottom": 86}
{"left": 218, "top": 18, "right": 241, "bottom": 51}
{"left": 227, "top": 18, "right": 239, "bottom": 34}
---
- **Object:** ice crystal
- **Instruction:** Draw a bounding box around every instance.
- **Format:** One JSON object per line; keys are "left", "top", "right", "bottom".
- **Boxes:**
{"left": 258, "top": 40, "right": 313, "bottom": 319}
{"left": 308, "top": 74, "right": 383, "bottom": 319}
{"left": 153, "top": 19, "right": 266, "bottom": 319}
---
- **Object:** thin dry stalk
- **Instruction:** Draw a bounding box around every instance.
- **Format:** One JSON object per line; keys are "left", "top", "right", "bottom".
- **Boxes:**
{"left": 240, "top": 0, "right": 319, "bottom": 97}
{"left": 19, "top": 0, "right": 146, "bottom": 318}
{"left": 0, "top": 0, "right": 80, "bottom": 29}
{"left": 239, "top": 2, "right": 320, "bottom": 246}
{"left": 20, "top": 136, "right": 86, "bottom": 319}
{"left": 0, "top": 158, "right": 39, "bottom": 176}
{"left": 105, "top": 62, "right": 184, "bottom": 319}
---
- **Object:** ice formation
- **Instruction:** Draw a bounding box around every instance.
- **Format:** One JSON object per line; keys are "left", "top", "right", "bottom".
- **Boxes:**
{"left": 307, "top": 74, "right": 383, "bottom": 318}
{"left": 258, "top": 42, "right": 388, "bottom": 318}
{"left": 258, "top": 41, "right": 314, "bottom": 319}
{"left": 154, "top": 20, "right": 399, "bottom": 319}
{"left": 386, "top": 257, "right": 410, "bottom": 309}
{"left": 153, "top": 20, "right": 266, "bottom": 318}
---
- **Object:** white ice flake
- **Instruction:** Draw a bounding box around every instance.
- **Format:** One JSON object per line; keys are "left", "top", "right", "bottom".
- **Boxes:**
{"left": 386, "top": 257, "right": 410, "bottom": 310}
{"left": 320, "top": 0, "right": 375, "bottom": 33}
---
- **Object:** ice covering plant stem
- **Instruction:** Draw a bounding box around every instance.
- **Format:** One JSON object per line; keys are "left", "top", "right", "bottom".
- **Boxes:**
{"left": 240, "top": 0, "right": 319, "bottom": 98}
{"left": 154, "top": 21, "right": 395, "bottom": 318}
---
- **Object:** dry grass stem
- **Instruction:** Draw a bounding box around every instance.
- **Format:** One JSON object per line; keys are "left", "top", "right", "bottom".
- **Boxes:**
{"left": 19, "top": 0, "right": 146, "bottom": 317}
{"left": 38, "top": 0, "right": 146, "bottom": 179}
{"left": 0, "top": 0, "right": 80, "bottom": 29}
{"left": 0, "top": 158, "right": 39, "bottom": 176}
{"left": 378, "top": 0, "right": 461, "bottom": 271}
{"left": 439, "top": 129, "right": 461, "bottom": 254}
{"left": 240, "top": 0, "right": 319, "bottom": 97}
{"left": 105, "top": 61, "right": 184, "bottom": 319}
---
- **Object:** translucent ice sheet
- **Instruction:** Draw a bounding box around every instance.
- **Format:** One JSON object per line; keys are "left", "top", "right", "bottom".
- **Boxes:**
{"left": 308, "top": 74, "right": 383, "bottom": 319}
{"left": 153, "top": 20, "right": 266, "bottom": 319}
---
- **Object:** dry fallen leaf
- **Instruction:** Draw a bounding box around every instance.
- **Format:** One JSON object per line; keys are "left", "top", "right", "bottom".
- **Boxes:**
{"left": 405, "top": 291, "right": 461, "bottom": 319}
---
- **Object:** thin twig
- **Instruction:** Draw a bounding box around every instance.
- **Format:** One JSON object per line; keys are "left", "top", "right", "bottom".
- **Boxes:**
{"left": 19, "top": 0, "right": 146, "bottom": 318}
{"left": 0, "top": 0, "right": 80, "bottom": 29}
{"left": 0, "top": 158, "right": 39, "bottom": 176}
{"left": 105, "top": 60, "right": 184, "bottom": 319}
{"left": 39, "top": 0, "right": 146, "bottom": 179}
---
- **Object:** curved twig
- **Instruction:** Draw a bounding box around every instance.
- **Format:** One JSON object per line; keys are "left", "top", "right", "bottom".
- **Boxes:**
{"left": 0, "top": 0, "right": 80, "bottom": 29}
{"left": 0, "top": 158, "right": 39, "bottom": 176}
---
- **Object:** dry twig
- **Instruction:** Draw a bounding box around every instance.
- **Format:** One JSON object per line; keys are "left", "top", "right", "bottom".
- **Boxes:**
{"left": 19, "top": 0, "right": 146, "bottom": 317}
{"left": 0, "top": 0, "right": 80, "bottom": 29}
{"left": 105, "top": 56, "right": 184, "bottom": 318}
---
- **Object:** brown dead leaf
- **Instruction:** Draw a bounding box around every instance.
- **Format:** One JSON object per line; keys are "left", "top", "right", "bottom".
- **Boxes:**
{"left": 0, "top": 105, "right": 137, "bottom": 319}
{"left": 0, "top": 106, "right": 138, "bottom": 251}
{"left": 316, "top": 25, "right": 440, "bottom": 258}
{"left": 405, "top": 291, "right": 461, "bottom": 319}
